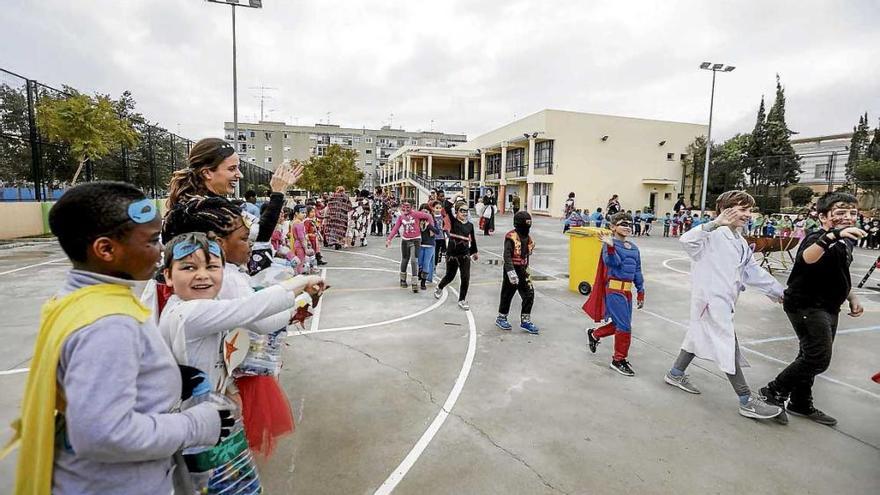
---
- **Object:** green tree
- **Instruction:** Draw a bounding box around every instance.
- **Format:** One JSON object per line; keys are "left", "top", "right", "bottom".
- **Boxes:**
{"left": 787, "top": 185, "right": 814, "bottom": 206}
{"left": 764, "top": 74, "right": 800, "bottom": 188}
{"left": 745, "top": 95, "right": 768, "bottom": 190}
{"left": 37, "top": 91, "right": 138, "bottom": 183}
{"left": 297, "top": 144, "right": 363, "bottom": 193}
{"left": 853, "top": 158, "right": 880, "bottom": 208}
{"left": 866, "top": 125, "right": 880, "bottom": 162}
{"left": 0, "top": 83, "right": 31, "bottom": 182}
{"left": 681, "top": 135, "right": 707, "bottom": 205}
{"left": 846, "top": 113, "right": 870, "bottom": 185}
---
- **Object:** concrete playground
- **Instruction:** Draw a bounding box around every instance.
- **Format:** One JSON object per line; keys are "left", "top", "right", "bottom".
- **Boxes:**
{"left": 0, "top": 215, "right": 878, "bottom": 494}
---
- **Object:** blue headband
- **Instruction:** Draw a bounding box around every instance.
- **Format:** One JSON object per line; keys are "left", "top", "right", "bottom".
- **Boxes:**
{"left": 127, "top": 199, "right": 157, "bottom": 224}
{"left": 172, "top": 240, "right": 222, "bottom": 260}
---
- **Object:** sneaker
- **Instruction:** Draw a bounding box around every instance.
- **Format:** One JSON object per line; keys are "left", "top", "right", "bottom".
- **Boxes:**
{"left": 457, "top": 300, "right": 470, "bottom": 310}
{"left": 759, "top": 386, "right": 789, "bottom": 425}
{"left": 520, "top": 320, "right": 539, "bottom": 334}
{"left": 496, "top": 316, "right": 512, "bottom": 331}
{"left": 738, "top": 394, "right": 782, "bottom": 420}
{"left": 587, "top": 329, "right": 599, "bottom": 353}
{"left": 664, "top": 371, "right": 701, "bottom": 394}
{"left": 610, "top": 360, "right": 635, "bottom": 377}
{"left": 786, "top": 404, "right": 837, "bottom": 426}
{"left": 317, "top": 259, "right": 328, "bottom": 266}
{"left": 434, "top": 287, "right": 443, "bottom": 299}
{"left": 420, "top": 279, "right": 427, "bottom": 290}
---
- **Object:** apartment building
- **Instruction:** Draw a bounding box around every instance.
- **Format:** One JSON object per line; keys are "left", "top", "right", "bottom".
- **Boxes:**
{"left": 223, "top": 121, "right": 466, "bottom": 188}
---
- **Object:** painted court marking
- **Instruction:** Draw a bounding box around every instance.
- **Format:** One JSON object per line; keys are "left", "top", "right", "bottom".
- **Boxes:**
{"left": 0, "top": 257, "right": 68, "bottom": 276}
{"left": 743, "top": 325, "right": 880, "bottom": 345}
{"left": 322, "top": 249, "right": 478, "bottom": 495}
{"left": 640, "top": 308, "right": 880, "bottom": 401}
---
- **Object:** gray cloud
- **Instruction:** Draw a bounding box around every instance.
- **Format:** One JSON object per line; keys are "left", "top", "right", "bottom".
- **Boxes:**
{"left": 4, "top": 0, "right": 878, "bottom": 142}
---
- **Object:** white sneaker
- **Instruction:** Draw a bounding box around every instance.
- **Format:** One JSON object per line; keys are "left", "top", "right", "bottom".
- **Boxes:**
{"left": 457, "top": 300, "right": 470, "bottom": 310}
{"left": 434, "top": 287, "right": 443, "bottom": 299}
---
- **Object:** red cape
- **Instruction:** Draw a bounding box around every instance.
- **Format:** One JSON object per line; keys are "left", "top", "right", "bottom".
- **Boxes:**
{"left": 582, "top": 254, "right": 608, "bottom": 321}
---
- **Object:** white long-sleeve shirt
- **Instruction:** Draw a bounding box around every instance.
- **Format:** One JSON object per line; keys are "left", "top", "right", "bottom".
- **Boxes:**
{"left": 159, "top": 285, "right": 296, "bottom": 389}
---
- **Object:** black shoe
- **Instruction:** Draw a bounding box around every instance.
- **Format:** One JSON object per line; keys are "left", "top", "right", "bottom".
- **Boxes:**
{"left": 786, "top": 404, "right": 837, "bottom": 426}
{"left": 334, "top": 244, "right": 341, "bottom": 250}
{"left": 420, "top": 279, "right": 427, "bottom": 290}
{"left": 587, "top": 329, "right": 599, "bottom": 353}
{"left": 610, "top": 359, "right": 635, "bottom": 377}
{"left": 317, "top": 259, "right": 328, "bottom": 266}
{"left": 759, "top": 386, "right": 789, "bottom": 425}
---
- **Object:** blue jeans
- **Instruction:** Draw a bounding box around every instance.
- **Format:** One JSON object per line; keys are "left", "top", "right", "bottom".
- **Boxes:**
{"left": 418, "top": 244, "right": 436, "bottom": 281}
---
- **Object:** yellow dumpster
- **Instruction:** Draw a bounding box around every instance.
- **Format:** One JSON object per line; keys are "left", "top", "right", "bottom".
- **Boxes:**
{"left": 566, "top": 226, "right": 611, "bottom": 295}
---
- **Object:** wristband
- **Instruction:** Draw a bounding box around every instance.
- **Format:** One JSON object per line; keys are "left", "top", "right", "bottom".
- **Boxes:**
{"left": 815, "top": 230, "right": 839, "bottom": 250}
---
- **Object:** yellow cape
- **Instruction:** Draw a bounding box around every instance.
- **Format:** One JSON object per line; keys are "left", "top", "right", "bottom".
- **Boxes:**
{"left": 0, "top": 283, "right": 150, "bottom": 495}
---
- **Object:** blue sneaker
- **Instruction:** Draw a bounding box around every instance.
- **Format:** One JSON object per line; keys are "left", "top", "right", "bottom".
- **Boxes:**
{"left": 520, "top": 320, "right": 539, "bottom": 334}
{"left": 495, "top": 316, "right": 512, "bottom": 331}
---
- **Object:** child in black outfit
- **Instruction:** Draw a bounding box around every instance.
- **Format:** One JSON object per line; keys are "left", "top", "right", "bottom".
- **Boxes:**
{"left": 434, "top": 202, "right": 479, "bottom": 310}
{"left": 495, "top": 211, "right": 538, "bottom": 334}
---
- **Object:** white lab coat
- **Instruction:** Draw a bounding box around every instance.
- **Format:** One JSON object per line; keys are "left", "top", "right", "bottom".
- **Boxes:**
{"left": 679, "top": 224, "right": 784, "bottom": 375}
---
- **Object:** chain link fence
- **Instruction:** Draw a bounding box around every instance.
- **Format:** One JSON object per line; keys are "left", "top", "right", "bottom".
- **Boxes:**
{"left": 0, "top": 67, "right": 271, "bottom": 201}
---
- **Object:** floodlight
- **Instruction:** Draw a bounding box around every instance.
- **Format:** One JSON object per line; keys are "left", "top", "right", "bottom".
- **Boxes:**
{"left": 712, "top": 63, "right": 724, "bottom": 70}
{"left": 724, "top": 66, "right": 736, "bottom": 72}
{"left": 700, "top": 62, "right": 711, "bottom": 69}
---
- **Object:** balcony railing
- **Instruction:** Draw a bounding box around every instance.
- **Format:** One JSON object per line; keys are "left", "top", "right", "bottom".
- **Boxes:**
{"left": 534, "top": 162, "right": 554, "bottom": 175}
{"left": 505, "top": 164, "right": 527, "bottom": 177}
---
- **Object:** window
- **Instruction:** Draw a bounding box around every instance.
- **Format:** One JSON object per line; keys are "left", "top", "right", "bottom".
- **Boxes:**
{"left": 680, "top": 153, "right": 688, "bottom": 161}
{"left": 264, "top": 132, "right": 272, "bottom": 140}
{"left": 365, "top": 137, "right": 373, "bottom": 143}
{"left": 249, "top": 130, "right": 256, "bottom": 138}
{"left": 814, "top": 162, "right": 830, "bottom": 179}
{"left": 283, "top": 133, "right": 289, "bottom": 139}
{"left": 264, "top": 145, "right": 272, "bottom": 151}
{"left": 249, "top": 144, "right": 255, "bottom": 150}
{"left": 283, "top": 146, "right": 291, "bottom": 152}
{"left": 505, "top": 148, "right": 525, "bottom": 175}
{"left": 534, "top": 140, "right": 554, "bottom": 173}
{"left": 664, "top": 193, "right": 672, "bottom": 200}
{"left": 239, "top": 143, "right": 247, "bottom": 152}
{"left": 486, "top": 154, "right": 502, "bottom": 175}
{"left": 265, "top": 156, "right": 273, "bottom": 163}
{"left": 410, "top": 139, "right": 418, "bottom": 145}
{"left": 667, "top": 153, "right": 675, "bottom": 161}
{"left": 365, "top": 149, "right": 372, "bottom": 154}
{"left": 532, "top": 183, "right": 551, "bottom": 211}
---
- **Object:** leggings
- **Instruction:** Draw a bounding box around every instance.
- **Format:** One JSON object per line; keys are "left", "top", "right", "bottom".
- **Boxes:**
{"left": 400, "top": 239, "right": 420, "bottom": 277}
{"left": 438, "top": 255, "right": 471, "bottom": 301}
{"left": 672, "top": 341, "right": 750, "bottom": 397}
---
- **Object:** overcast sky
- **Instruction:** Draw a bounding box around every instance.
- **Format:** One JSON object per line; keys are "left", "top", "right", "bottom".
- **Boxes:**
{"left": 4, "top": 0, "right": 879, "bottom": 142}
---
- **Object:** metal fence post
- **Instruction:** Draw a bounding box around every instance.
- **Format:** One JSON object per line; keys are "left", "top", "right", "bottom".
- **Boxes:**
{"left": 147, "top": 126, "right": 157, "bottom": 198}
{"left": 25, "top": 79, "right": 43, "bottom": 201}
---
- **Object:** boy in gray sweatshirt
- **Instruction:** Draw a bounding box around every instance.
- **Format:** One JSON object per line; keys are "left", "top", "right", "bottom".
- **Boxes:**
{"left": 10, "top": 182, "right": 230, "bottom": 495}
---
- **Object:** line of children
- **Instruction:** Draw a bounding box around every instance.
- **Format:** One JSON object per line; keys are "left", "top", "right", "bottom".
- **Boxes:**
{"left": 386, "top": 201, "right": 433, "bottom": 292}
{"left": 584, "top": 212, "right": 645, "bottom": 376}
{"left": 496, "top": 211, "right": 539, "bottom": 334}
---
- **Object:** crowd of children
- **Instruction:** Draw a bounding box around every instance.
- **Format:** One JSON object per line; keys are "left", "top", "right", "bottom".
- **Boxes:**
{"left": 4, "top": 133, "right": 868, "bottom": 494}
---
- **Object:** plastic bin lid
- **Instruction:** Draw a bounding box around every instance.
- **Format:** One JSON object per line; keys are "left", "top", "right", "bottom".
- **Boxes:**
{"left": 566, "top": 226, "right": 611, "bottom": 237}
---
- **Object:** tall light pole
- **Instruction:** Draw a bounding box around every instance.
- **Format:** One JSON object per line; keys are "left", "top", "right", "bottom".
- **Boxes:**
{"left": 698, "top": 62, "right": 735, "bottom": 213}
{"left": 207, "top": 0, "right": 263, "bottom": 197}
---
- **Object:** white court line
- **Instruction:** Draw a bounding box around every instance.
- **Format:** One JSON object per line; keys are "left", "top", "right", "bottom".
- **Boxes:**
{"left": 0, "top": 368, "right": 28, "bottom": 376}
{"left": 639, "top": 309, "right": 880, "bottom": 401}
{"left": 374, "top": 286, "right": 476, "bottom": 495}
{"left": 661, "top": 257, "right": 691, "bottom": 275}
{"left": 0, "top": 257, "right": 67, "bottom": 276}
{"left": 744, "top": 325, "right": 880, "bottom": 345}
{"left": 481, "top": 248, "right": 561, "bottom": 280}
{"left": 323, "top": 249, "right": 479, "bottom": 494}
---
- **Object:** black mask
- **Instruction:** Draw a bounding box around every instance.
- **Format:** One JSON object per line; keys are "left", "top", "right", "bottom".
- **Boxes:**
{"left": 514, "top": 211, "right": 532, "bottom": 236}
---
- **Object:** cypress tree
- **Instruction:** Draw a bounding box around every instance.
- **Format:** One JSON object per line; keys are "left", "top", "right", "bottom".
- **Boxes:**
{"left": 764, "top": 74, "right": 799, "bottom": 189}
{"left": 867, "top": 125, "right": 880, "bottom": 162}
{"left": 746, "top": 96, "right": 768, "bottom": 193}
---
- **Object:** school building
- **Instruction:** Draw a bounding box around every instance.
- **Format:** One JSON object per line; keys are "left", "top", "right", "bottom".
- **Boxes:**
{"left": 378, "top": 109, "right": 707, "bottom": 216}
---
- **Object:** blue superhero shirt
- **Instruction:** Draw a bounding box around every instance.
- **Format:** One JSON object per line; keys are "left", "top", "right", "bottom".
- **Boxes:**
{"left": 601, "top": 239, "right": 645, "bottom": 331}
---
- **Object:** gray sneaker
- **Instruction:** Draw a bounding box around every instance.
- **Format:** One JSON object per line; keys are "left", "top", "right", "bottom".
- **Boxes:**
{"left": 739, "top": 394, "right": 783, "bottom": 420}
{"left": 664, "top": 371, "right": 701, "bottom": 394}
{"left": 457, "top": 300, "right": 470, "bottom": 311}
{"left": 434, "top": 287, "right": 443, "bottom": 299}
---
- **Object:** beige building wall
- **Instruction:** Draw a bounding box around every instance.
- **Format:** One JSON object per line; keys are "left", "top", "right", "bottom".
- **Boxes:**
{"left": 460, "top": 110, "right": 707, "bottom": 217}
{"left": 0, "top": 202, "right": 45, "bottom": 239}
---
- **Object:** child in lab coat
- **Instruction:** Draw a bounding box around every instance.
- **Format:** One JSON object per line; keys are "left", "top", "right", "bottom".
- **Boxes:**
{"left": 663, "top": 190, "right": 785, "bottom": 420}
